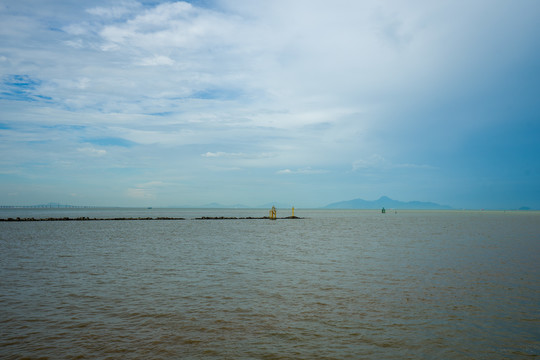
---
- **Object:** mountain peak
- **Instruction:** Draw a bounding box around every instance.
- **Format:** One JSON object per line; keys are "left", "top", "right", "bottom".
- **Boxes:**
{"left": 324, "top": 196, "right": 451, "bottom": 210}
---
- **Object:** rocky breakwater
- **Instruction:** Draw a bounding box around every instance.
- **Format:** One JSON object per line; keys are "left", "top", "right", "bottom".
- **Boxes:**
{"left": 193, "top": 216, "right": 303, "bottom": 220}
{"left": 1, "top": 216, "right": 304, "bottom": 222}
{"left": 0, "top": 217, "right": 186, "bottom": 221}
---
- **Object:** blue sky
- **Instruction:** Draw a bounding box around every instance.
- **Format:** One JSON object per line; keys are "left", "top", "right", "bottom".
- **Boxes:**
{"left": 1, "top": 0, "right": 539, "bottom": 209}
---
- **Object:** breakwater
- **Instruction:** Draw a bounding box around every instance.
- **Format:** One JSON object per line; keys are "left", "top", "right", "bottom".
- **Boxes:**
{"left": 0, "top": 216, "right": 303, "bottom": 222}
{"left": 0, "top": 217, "right": 186, "bottom": 221}
{"left": 193, "top": 216, "right": 302, "bottom": 220}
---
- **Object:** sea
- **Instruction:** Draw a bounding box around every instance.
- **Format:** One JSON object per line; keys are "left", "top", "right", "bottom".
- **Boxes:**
{"left": 1, "top": 208, "right": 539, "bottom": 359}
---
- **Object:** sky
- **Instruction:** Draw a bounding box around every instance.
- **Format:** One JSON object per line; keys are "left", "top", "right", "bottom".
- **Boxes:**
{"left": 1, "top": 0, "right": 539, "bottom": 209}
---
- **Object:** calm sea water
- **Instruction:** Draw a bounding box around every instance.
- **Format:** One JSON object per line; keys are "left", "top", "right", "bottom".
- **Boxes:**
{"left": 1, "top": 209, "right": 539, "bottom": 359}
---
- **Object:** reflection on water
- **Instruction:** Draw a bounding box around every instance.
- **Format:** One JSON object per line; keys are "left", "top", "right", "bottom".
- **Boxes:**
{"left": 1, "top": 209, "right": 539, "bottom": 359}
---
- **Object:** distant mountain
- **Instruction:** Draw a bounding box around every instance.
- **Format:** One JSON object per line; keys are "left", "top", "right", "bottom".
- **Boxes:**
{"left": 324, "top": 196, "right": 452, "bottom": 210}
{"left": 2, "top": 203, "right": 96, "bottom": 208}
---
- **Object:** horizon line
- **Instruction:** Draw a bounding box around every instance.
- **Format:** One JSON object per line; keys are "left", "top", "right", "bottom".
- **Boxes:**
{"left": 0, "top": 204, "right": 536, "bottom": 211}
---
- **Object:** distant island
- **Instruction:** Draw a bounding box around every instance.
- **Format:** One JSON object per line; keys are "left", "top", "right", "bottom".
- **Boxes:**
{"left": 2, "top": 198, "right": 535, "bottom": 210}
{"left": 324, "top": 196, "right": 453, "bottom": 210}
{"left": 0, "top": 203, "right": 99, "bottom": 209}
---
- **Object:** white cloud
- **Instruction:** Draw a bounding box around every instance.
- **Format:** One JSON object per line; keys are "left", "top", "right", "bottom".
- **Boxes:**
{"left": 77, "top": 147, "right": 106, "bottom": 157}
{"left": 202, "top": 151, "right": 244, "bottom": 158}
{"left": 352, "top": 154, "right": 434, "bottom": 171}
{"left": 138, "top": 55, "right": 174, "bottom": 66}
{"left": 86, "top": 1, "right": 141, "bottom": 19}
{"left": 126, "top": 181, "right": 167, "bottom": 200}
{"left": 203, "top": 151, "right": 228, "bottom": 157}
{"left": 201, "top": 151, "right": 276, "bottom": 159}
{"left": 126, "top": 187, "right": 155, "bottom": 199}
{"left": 394, "top": 163, "right": 436, "bottom": 170}
{"left": 206, "top": 166, "right": 242, "bottom": 172}
{"left": 64, "top": 39, "right": 84, "bottom": 48}
{"left": 277, "top": 167, "right": 328, "bottom": 175}
{"left": 97, "top": 1, "right": 226, "bottom": 51}
{"left": 136, "top": 181, "right": 165, "bottom": 188}
{"left": 352, "top": 154, "right": 388, "bottom": 170}
{"left": 62, "top": 23, "right": 90, "bottom": 36}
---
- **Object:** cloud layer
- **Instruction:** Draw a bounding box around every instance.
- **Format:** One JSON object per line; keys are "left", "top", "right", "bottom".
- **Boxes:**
{"left": 1, "top": 0, "right": 539, "bottom": 208}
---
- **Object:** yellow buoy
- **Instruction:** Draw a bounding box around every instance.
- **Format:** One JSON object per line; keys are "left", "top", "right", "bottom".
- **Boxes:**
{"left": 269, "top": 205, "right": 277, "bottom": 220}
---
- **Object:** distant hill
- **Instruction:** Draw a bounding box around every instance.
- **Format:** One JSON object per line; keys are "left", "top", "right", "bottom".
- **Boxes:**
{"left": 0, "top": 203, "right": 97, "bottom": 209}
{"left": 324, "top": 196, "right": 452, "bottom": 210}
